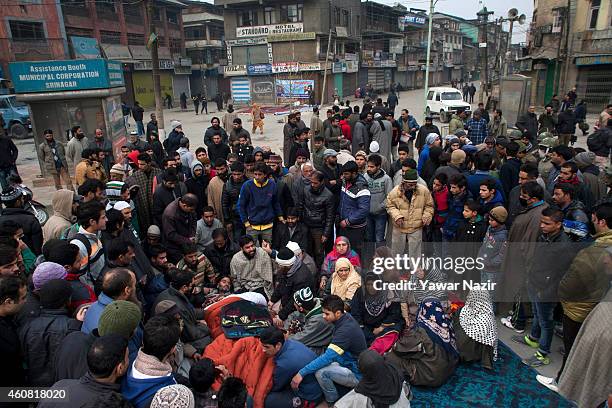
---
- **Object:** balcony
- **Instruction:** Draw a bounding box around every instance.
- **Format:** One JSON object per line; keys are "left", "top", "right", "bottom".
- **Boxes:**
{"left": 576, "top": 28, "right": 612, "bottom": 54}
{"left": 185, "top": 39, "right": 223, "bottom": 49}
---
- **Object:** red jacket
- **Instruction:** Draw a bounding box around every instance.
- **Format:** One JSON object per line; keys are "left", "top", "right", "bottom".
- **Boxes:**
{"left": 339, "top": 119, "right": 352, "bottom": 141}
{"left": 433, "top": 186, "right": 450, "bottom": 226}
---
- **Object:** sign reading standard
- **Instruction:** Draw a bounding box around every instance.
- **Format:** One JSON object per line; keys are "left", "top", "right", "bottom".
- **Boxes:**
{"left": 237, "top": 23, "right": 303, "bottom": 38}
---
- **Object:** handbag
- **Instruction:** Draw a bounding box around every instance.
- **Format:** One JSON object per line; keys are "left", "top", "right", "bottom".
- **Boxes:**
{"left": 259, "top": 112, "right": 265, "bottom": 119}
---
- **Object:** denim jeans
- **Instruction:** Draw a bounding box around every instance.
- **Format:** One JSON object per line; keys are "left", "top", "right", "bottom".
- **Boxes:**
{"left": 314, "top": 363, "right": 359, "bottom": 403}
{"left": 136, "top": 120, "right": 145, "bottom": 136}
{"left": 528, "top": 287, "right": 556, "bottom": 355}
{"left": 366, "top": 212, "right": 388, "bottom": 245}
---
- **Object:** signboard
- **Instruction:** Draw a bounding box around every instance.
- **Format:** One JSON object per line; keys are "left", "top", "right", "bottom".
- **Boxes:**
{"left": 272, "top": 62, "right": 299, "bottom": 73}
{"left": 276, "top": 79, "right": 314, "bottom": 98}
{"left": 252, "top": 80, "right": 274, "bottom": 96}
{"left": 226, "top": 37, "right": 268, "bottom": 46}
{"left": 237, "top": 23, "right": 303, "bottom": 38}
{"left": 332, "top": 62, "right": 346, "bottom": 73}
{"left": 399, "top": 13, "right": 426, "bottom": 30}
{"left": 71, "top": 36, "right": 101, "bottom": 59}
{"left": 389, "top": 38, "right": 404, "bottom": 54}
{"left": 575, "top": 54, "right": 612, "bottom": 66}
{"left": 133, "top": 60, "right": 174, "bottom": 70}
{"left": 247, "top": 64, "right": 273, "bottom": 75}
{"left": 224, "top": 65, "right": 248, "bottom": 76}
{"left": 336, "top": 27, "right": 348, "bottom": 37}
{"left": 345, "top": 60, "right": 358, "bottom": 73}
{"left": 9, "top": 59, "right": 124, "bottom": 93}
{"left": 267, "top": 32, "right": 316, "bottom": 42}
{"left": 299, "top": 62, "right": 321, "bottom": 71}
{"left": 479, "top": 43, "right": 487, "bottom": 48}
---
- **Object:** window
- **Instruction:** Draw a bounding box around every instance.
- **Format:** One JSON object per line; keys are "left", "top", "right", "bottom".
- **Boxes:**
{"left": 435, "top": 93, "right": 440, "bottom": 101}
{"left": 167, "top": 10, "right": 179, "bottom": 25}
{"left": 342, "top": 10, "right": 349, "bottom": 27}
{"left": 169, "top": 38, "right": 182, "bottom": 53}
{"left": 427, "top": 91, "right": 434, "bottom": 100}
{"left": 96, "top": 0, "right": 116, "bottom": 16}
{"left": 281, "top": 4, "right": 302, "bottom": 23}
{"left": 589, "top": 0, "right": 600, "bottom": 29}
{"left": 237, "top": 10, "right": 257, "bottom": 27}
{"left": 552, "top": 9, "right": 563, "bottom": 33}
{"left": 152, "top": 7, "right": 161, "bottom": 21}
{"left": 9, "top": 20, "right": 45, "bottom": 40}
{"left": 100, "top": 30, "right": 121, "bottom": 44}
{"left": 128, "top": 33, "right": 143, "bottom": 45}
{"left": 334, "top": 7, "right": 341, "bottom": 25}
{"left": 264, "top": 7, "right": 276, "bottom": 25}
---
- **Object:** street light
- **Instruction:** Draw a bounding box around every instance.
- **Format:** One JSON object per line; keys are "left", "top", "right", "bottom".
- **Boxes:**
{"left": 423, "top": 0, "right": 438, "bottom": 115}
{"left": 503, "top": 8, "right": 526, "bottom": 77}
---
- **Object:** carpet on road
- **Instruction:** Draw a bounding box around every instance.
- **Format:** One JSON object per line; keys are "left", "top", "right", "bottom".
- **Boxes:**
{"left": 410, "top": 341, "right": 574, "bottom": 408}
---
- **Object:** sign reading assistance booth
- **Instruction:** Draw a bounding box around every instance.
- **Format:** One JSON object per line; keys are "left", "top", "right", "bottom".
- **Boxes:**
{"left": 9, "top": 59, "right": 125, "bottom": 94}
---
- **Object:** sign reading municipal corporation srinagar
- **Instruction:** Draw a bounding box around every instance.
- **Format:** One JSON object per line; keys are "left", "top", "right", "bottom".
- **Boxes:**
{"left": 9, "top": 59, "right": 125, "bottom": 94}
{"left": 237, "top": 23, "right": 303, "bottom": 38}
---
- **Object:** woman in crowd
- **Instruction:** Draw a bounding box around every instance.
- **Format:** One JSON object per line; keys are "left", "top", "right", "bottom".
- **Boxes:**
{"left": 320, "top": 236, "right": 361, "bottom": 292}
{"left": 335, "top": 350, "right": 411, "bottom": 408}
{"left": 350, "top": 272, "right": 404, "bottom": 354}
{"left": 327, "top": 257, "right": 361, "bottom": 305}
{"left": 251, "top": 103, "right": 264, "bottom": 135}
{"left": 385, "top": 298, "right": 459, "bottom": 387}
{"left": 452, "top": 290, "right": 497, "bottom": 370}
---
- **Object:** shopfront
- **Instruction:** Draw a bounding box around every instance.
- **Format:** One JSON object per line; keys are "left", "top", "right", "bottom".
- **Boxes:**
{"left": 576, "top": 54, "right": 612, "bottom": 114}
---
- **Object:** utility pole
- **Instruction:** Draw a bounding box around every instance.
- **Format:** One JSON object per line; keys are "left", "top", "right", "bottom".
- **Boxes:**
{"left": 562, "top": 0, "right": 572, "bottom": 94}
{"left": 321, "top": 28, "right": 333, "bottom": 107}
{"left": 501, "top": 9, "right": 526, "bottom": 77}
{"left": 503, "top": 19, "right": 514, "bottom": 77}
{"left": 424, "top": 0, "right": 436, "bottom": 114}
{"left": 146, "top": 0, "right": 165, "bottom": 138}
{"left": 477, "top": 7, "right": 494, "bottom": 104}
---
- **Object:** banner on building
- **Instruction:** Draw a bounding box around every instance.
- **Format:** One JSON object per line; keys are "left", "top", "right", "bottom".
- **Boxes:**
{"left": 398, "top": 13, "right": 426, "bottom": 30}
{"left": 276, "top": 79, "right": 314, "bottom": 98}
{"left": 332, "top": 62, "right": 347, "bottom": 74}
{"left": 224, "top": 65, "right": 248, "bottom": 77}
{"left": 71, "top": 36, "right": 101, "bottom": 59}
{"left": 272, "top": 62, "right": 299, "bottom": 73}
{"left": 247, "top": 64, "right": 273, "bottom": 75}
{"left": 237, "top": 23, "right": 303, "bottom": 38}
{"left": 267, "top": 32, "right": 316, "bottom": 42}
{"left": 345, "top": 60, "right": 359, "bottom": 73}
{"left": 299, "top": 62, "right": 321, "bottom": 71}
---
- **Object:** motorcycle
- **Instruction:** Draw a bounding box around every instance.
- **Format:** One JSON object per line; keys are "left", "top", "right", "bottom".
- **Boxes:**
{"left": 7, "top": 175, "right": 49, "bottom": 226}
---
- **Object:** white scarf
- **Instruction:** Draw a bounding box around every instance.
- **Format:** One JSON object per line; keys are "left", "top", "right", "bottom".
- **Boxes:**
{"left": 459, "top": 290, "right": 498, "bottom": 359}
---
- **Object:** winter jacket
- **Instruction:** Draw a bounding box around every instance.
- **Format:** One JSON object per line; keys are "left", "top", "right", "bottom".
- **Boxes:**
{"left": 0, "top": 135, "right": 18, "bottom": 169}
{"left": 556, "top": 110, "right": 577, "bottom": 134}
{"left": 162, "top": 199, "right": 198, "bottom": 259}
{"left": 559, "top": 230, "right": 612, "bottom": 322}
{"left": 339, "top": 174, "right": 371, "bottom": 228}
{"left": 42, "top": 189, "right": 73, "bottom": 241}
{"left": 271, "top": 173, "right": 295, "bottom": 216}
{"left": 477, "top": 225, "right": 508, "bottom": 273}
{"left": 352, "top": 121, "right": 369, "bottom": 153}
{"left": 528, "top": 230, "right": 577, "bottom": 300}
{"left": 88, "top": 138, "right": 114, "bottom": 175}
{"left": 432, "top": 186, "right": 450, "bottom": 226}
{"left": 203, "top": 126, "right": 229, "bottom": 149}
{"left": 121, "top": 357, "right": 176, "bottom": 408}
{"left": 152, "top": 184, "right": 184, "bottom": 228}
{"left": 185, "top": 163, "right": 210, "bottom": 216}
{"left": 587, "top": 126, "right": 612, "bottom": 158}
{"left": 65, "top": 136, "right": 89, "bottom": 169}
{"left": 40, "top": 372, "right": 130, "bottom": 408}
{"left": 229, "top": 127, "right": 251, "bottom": 149}
{"left": 499, "top": 157, "right": 521, "bottom": 199}
{"left": 363, "top": 169, "right": 393, "bottom": 214}
{"left": 208, "top": 143, "right": 231, "bottom": 164}
{"left": 488, "top": 116, "right": 508, "bottom": 138}
{"left": 321, "top": 163, "right": 342, "bottom": 204}
{"left": 164, "top": 130, "right": 184, "bottom": 154}
{"left": 443, "top": 190, "right": 471, "bottom": 240}
{"left": 0, "top": 207, "right": 43, "bottom": 255}
{"left": 222, "top": 176, "right": 246, "bottom": 223}
{"left": 448, "top": 114, "right": 463, "bottom": 136}
{"left": 74, "top": 159, "right": 106, "bottom": 186}
{"left": 325, "top": 124, "right": 344, "bottom": 152}
{"left": 235, "top": 143, "right": 254, "bottom": 162}
{"left": 538, "top": 112, "right": 558, "bottom": 133}
{"left": 480, "top": 189, "right": 504, "bottom": 215}
{"left": 515, "top": 112, "right": 538, "bottom": 141}
{"left": 466, "top": 171, "right": 504, "bottom": 201}
{"left": 19, "top": 308, "right": 81, "bottom": 386}
{"left": 339, "top": 119, "right": 352, "bottom": 141}
{"left": 272, "top": 222, "right": 310, "bottom": 256}
{"left": 237, "top": 178, "right": 282, "bottom": 228}
{"left": 204, "top": 240, "right": 239, "bottom": 278}
{"left": 271, "top": 339, "right": 322, "bottom": 402}
{"left": 0, "top": 315, "right": 26, "bottom": 387}
{"left": 177, "top": 147, "right": 195, "bottom": 171}
{"left": 299, "top": 183, "right": 335, "bottom": 237}
{"left": 561, "top": 200, "right": 590, "bottom": 242}
{"left": 271, "top": 263, "right": 315, "bottom": 321}
{"left": 290, "top": 300, "right": 333, "bottom": 354}
{"left": 38, "top": 140, "right": 69, "bottom": 174}
{"left": 385, "top": 184, "right": 434, "bottom": 234}
{"left": 416, "top": 124, "right": 441, "bottom": 150}
{"left": 132, "top": 105, "right": 144, "bottom": 121}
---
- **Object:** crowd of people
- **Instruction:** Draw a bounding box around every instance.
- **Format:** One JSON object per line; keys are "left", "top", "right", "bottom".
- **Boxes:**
{"left": 0, "top": 92, "right": 611, "bottom": 408}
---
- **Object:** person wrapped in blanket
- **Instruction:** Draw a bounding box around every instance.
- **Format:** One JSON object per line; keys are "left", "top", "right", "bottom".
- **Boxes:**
{"left": 349, "top": 272, "right": 404, "bottom": 355}
{"left": 404, "top": 265, "right": 449, "bottom": 328}
{"left": 451, "top": 290, "right": 498, "bottom": 370}
{"left": 385, "top": 298, "right": 459, "bottom": 387}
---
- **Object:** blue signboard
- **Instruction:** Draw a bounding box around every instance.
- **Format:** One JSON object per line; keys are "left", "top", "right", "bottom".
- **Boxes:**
{"left": 247, "top": 64, "right": 272, "bottom": 75}
{"left": 70, "top": 36, "right": 101, "bottom": 59}
{"left": 399, "top": 13, "right": 426, "bottom": 30}
{"left": 9, "top": 59, "right": 125, "bottom": 93}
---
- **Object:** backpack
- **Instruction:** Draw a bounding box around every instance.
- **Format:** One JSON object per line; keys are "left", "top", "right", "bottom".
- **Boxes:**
{"left": 70, "top": 232, "right": 105, "bottom": 295}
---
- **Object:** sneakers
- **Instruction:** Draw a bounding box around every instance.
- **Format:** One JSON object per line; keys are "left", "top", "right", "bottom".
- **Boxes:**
{"left": 501, "top": 317, "right": 525, "bottom": 333}
{"left": 512, "top": 335, "right": 539, "bottom": 348}
{"left": 523, "top": 351, "right": 550, "bottom": 367}
{"left": 536, "top": 375, "right": 559, "bottom": 392}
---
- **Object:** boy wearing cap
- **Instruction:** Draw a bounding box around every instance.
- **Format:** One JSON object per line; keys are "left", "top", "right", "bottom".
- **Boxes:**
{"left": 290, "top": 288, "right": 333, "bottom": 355}
{"left": 478, "top": 206, "right": 508, "bottom": 300}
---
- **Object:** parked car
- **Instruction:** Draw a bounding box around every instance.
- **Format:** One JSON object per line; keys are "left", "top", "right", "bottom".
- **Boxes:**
{"left": 0, "top": 95, "right": 31, "bottom": 139}
{"left": 425, "top": 87, "right": 471, "bottom": 123}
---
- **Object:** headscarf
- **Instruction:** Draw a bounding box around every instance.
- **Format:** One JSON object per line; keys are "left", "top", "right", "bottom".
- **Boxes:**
{"left": 331, "top": 257, "right": 362, "bottom": 301}
{"left": 416, "top": 298, "right": 459, "bottom": 358}
{"left": 363, "top": 272, "right": 390, "bottom": 317}
{"left": 327, "top": 236, "right": 361, "bottom": 266}
{"left": 459, "top": 290, "right": 498, "bottom": 359}
{"left": 354, "top": 350, "right": 404, "bottom": 408}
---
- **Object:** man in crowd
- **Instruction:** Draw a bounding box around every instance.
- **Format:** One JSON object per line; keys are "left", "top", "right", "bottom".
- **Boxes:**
{"left": 207, "top": 158, "right": 229, "bottom": 225}
{"left": 204, "top": 117, "right": 228, "bottom": 149}
{"left": 363, "top": 154, "right": 393, "bottom": 247}
{"left": 230, "top": 235, "right": 273, "bottom": 299}
{"left": 338, "top": 161, "right": 371, "bottom": 257}
{"left": 89, "top": 128, "right": 114, "bottom": 176}
{"left": 204, "top": 228, "right": 239, "bottom": 278}
{"left": 222, "top": 161, "right": 247, "bottom": 243}
{"left": 0, "top": 187, "right": 43, "bottom": 255}
{"left": 516, "top": 106, "right": 538, "bottom": 144}
{"left": 162, "top": 194, "right": 198, "bottom": 263}
{"left": 466, "top": 110, "right": 489, "bottom": 145}
{"left": 127, "top": 153, "right": 161, "bottom": 235}
{"left": 38, "top": 129, "right": 74, "bottom": 191}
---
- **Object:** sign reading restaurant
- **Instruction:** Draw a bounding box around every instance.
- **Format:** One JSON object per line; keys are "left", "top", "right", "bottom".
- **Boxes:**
{"left": 237, "top": 23, "right": 303, "bottom": 38}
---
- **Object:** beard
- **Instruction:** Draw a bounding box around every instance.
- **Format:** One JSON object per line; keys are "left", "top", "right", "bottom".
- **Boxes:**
{"left": 244, "top": 250, "right": 256, "bottom": 259}
{"left": 403, "top": 189, "right": 414, "bottom": 202}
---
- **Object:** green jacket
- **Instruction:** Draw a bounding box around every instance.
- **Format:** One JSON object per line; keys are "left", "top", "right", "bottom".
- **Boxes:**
{"left": 448, "top": 115, "right": 464, "bottom": 135}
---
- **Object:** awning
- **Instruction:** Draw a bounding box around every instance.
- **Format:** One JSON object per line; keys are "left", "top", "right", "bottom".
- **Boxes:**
{"left": 101, "top": 44, "right": 132, "bottom": 61}
{"left": 517, "top": 49, "right": 557, "bottom": 61}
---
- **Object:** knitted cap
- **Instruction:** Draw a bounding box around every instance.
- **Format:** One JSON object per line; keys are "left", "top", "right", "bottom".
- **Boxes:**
{"left": 33, "top": 262, "right": 67, "bottom": 291}
{"left": 110, "top": 164, "right": 124, "bottom": 176}
{"left": 454, "top": 129, "right": 467, "bottom": 137}
{"left": 296, "top": 148, "right": 309, "bottom": 159}
{"left": 269, "top": 154, "right": 283, "bottom": 163}
{"left": 0, "top": 187, "right": 21, "bottom": 202}
{"left": 489, "top": 206, "right": 508, "bottom": 224}
{"left": 154, "top": 300, "right": 181, "bottom": 317}
{"left": 403, "top": 168, "right": 418, "bottom": 182}
{"left": 151, "top": 384, "right": 195, "bottom": 408}
{"left": 293, "top": 287, "right": 314, "bottom": 307}
{"left": 276, "top": 247, "right": 296, "bottom": 267}
{"left": 323, "top": 149, "right": 338, "bottom": 158}
{"left": 354, "top": 150, "right": 367, "bottom": 159}
{"left": 38, "top": 279, "right": 72, "bottom": 309}
{"left": 573, "top": 151, "right": 596, "bottom": 168}
{"left": 450, "top": 149, "right": 466, "bottom": 165}
{"left": 170, "top": 120, "right": 182, "bottom": 130}
{"left": 425, "top": 133, "right": 439, "bottom": 145}
{"left": 98, "top": 300, "right": 142, "bottom": 340}
{"left": 147, "top": 225, "right": 161, "bottom": 237}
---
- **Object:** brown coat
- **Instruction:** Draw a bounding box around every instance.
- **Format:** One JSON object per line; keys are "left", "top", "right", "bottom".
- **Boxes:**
{"left": 385, "top": 184, "right": 434, "bottom": 234}
{"left": 207, "top": 175, "right": 225, "bottom": 224}
{"left": 74, "top": 159, "right": 107, "bottom": 186}
{"left": 38, "top": 140, "right": 68, "bottom": 175}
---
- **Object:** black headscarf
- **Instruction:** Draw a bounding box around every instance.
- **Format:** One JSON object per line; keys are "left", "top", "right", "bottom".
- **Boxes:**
{"left": 354, "top": 350, "right": 403, "bottom": 407}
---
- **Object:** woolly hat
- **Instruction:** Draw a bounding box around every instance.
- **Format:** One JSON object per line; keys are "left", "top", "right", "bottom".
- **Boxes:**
{"left": 276, "top": 247, "right": 296, "bottom": 267}
{"left": 98, "top": 300, "right": 142, "bottom": 340}
{"left": 462, "top": 145, "right": 478, "bottom": 154}
{"left": 573, "top": 151, "right": 596, "bottom": 168}
{"left": 448, "top": 137, "right": 460, "bottom": 145}
{"left": 296, "top": 148, "right": 309, "bottom": 159}
{"left": 425, "top": 133, "right": 439, "bottom": 145}
{"left": 154, "top": 300, "right": 181, "bottom": 317}
{"left": 451, "top": 149, "right": 466, "bottom": 165}
{"left": 38, "top": 279, "right": 72, "bottom": 309}
{"left": 454, "top": 129, "right": 467, "bottom": 137}
{"left": 369, "top": 141, "right": 380, "bottom": 153}
{"left": 253, "top": 146, "right": 264, "bottom": 155}
{"left": 33, "top": 262, "right": 67, "bottom": 291}
{"left": 170, "top": 120, "right": 182, "bottom": 130}
{"left": 127, "top": 150, "right": 140, "bottom": 164}
{"left": 293, "top": 287, "right": 314, "bottom": 307}
{"left": 269, "top": 154, "right": 283, "bottom": 163}
{"left": 110, "top": 163, "right": 125, "bottom": 176}
{"left": 323, "top": 149, "right": 338, "bottom": 158}
{"left": 355, "top": 150, "right": 367, "bottom": 159}
{"left": 147, "top": 224, "right": 161, "bottom": 237}
{"left": 151, "top": 384, "right": 195, "bottom": 408}
{"left": 489, "top": 206, "right": 508, "bottom": 224}
{"left": 403, "top": 168, "right": 418, "bottom": 182}
{"left": 110, "top": 201, "right": 131, "bottom": 212}
{"left": 286, "top": 241, "right": 302, "bottom": 257}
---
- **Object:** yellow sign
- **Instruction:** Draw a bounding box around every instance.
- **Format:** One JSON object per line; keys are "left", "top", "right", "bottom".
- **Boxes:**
{"left": 267, "top": 32, "right": 316, "bottom": 42}
{"left": 132, "top": 71, "right": 173, "bottom": 108}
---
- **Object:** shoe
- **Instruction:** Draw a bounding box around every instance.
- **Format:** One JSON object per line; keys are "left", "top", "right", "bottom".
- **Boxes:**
{"left": 501, "top": 317, "right": 525, "bottom": 333}
{"left": 536, "top": 375, "right": 559, "bottom": 392}
{"left": 512, "top": 335, "right": 539, "bottom": 348}
{"left": 523, "top": 351, "right": 550, "bottom": 367}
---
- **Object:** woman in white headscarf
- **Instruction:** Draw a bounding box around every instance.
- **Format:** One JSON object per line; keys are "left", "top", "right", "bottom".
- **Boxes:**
{"left": 452, "top": 290, "right": 497, "bottom": 370}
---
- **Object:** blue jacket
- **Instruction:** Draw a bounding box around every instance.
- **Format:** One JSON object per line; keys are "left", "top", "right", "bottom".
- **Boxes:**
{"left": 121, "top": 366, "right": 176, "bottom": 408}
{"left": 273, "top": 340, "right": 322, "bottom": 401}
{"left": 398, "top": 115, "right": 419, "bottom": 135}
{"left": 417, "top": 144, "right": 430, "bottom": 174}
{"left": 237, "top": 178, "right": 282, "bottom": 226}
{"left": 339, "top": 175, "right": 371, "bottom": 228}
{"left": 466, "top": 171, "right": 505, "bottom": 202}
{"left": 480, "top": 189, "right": 504, "bottom": 215}
{"left": 443, "top": 190, "right": 471, "bottom": 240}
{"left": 298, "top": 313, "right": 366, "bottom": 379}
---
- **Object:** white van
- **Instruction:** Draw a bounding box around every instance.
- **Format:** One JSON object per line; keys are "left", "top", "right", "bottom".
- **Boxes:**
{"left": 425, "top": 87, "right": 471, "bottom": 123}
